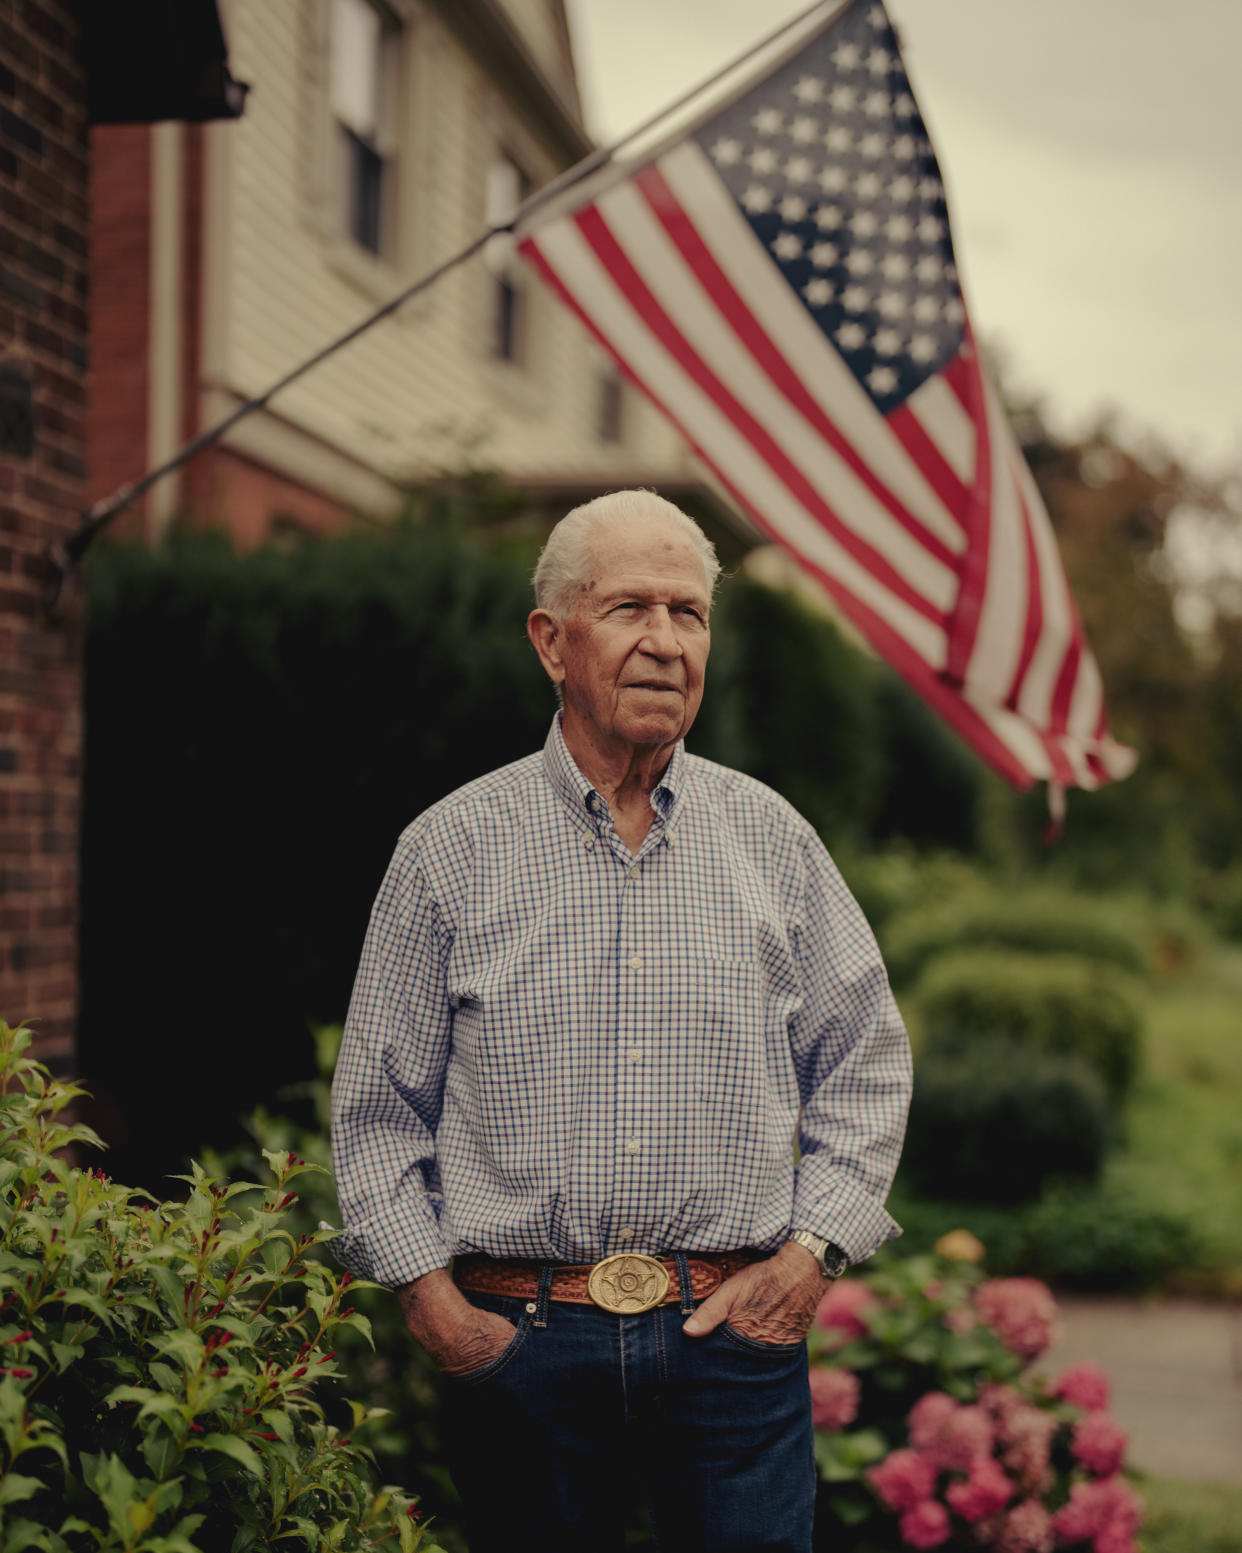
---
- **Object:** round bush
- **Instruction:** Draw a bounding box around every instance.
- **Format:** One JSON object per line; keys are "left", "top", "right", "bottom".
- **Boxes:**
{"left": 883, "top": 893, "right": 1149, "bottom": 986}
{"left": 902, "top": 1045, "right": 1111, "bottom": 1204}
{"left": 916, "top": 948, "right": 1145, "bottom": 1097}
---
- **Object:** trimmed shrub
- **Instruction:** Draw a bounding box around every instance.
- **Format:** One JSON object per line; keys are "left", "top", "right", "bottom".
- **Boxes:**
{"left": 884, "top": 893, "right": 1149, "bottom": 986}
{"left": 902, "top": 1046, "right": 1111, "bottom": 1203}
{"left": 917, "top": 949, "right": 1145, "bottom": 1097}
{"left": 0, "top": 1020, "right": 439, "bottom": 1553}
{"left": 887, "top": 1180, "right": 1203, "bottom": 1292}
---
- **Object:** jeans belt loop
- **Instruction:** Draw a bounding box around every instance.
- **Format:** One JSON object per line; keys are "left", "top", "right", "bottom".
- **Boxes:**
{"left": 533, "top": 1262, "right": 556, "bottom": 1329}
{"left": 673, "top": 1250, "right": 695, "bottom": 1316}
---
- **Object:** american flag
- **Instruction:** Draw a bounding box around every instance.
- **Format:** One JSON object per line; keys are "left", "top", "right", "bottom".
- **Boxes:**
{"left": 516, "top": 0, "right": 1136, "bottom": 792}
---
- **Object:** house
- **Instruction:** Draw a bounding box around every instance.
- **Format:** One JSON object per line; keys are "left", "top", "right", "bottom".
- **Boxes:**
{"left": 89, "top": 0, "right": 716, "bottom": 546}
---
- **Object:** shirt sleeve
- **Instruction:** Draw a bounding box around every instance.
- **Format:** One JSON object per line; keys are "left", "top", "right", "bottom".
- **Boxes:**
{"left": 788, "top": 830, "right": 912, "bottom": 1266}
{"left": 329, "top": 832, "right": 456, "bottom": 1286}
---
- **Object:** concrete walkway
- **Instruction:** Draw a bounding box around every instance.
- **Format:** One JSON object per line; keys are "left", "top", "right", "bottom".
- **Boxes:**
{"left": 1035, "top": 1296, "right": 1242, "bottom": 1484}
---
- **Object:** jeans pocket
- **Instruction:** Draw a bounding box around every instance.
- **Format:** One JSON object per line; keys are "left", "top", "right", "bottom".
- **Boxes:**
{"left": 719, "top": 1320, "right": 807, "bottom": 1358}
{"left": 449, "top": 1310, "right": 532, "bottom": 1387}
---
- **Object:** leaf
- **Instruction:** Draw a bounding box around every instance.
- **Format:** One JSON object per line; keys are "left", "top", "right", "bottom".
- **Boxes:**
{"left": 196, "top": 1433, "right": 264, "bottom": 1477}
{"left": 273, "top": 1516, "right": 321, "bottom": 1547}
{"left": 0, "top": 1472, "right": 44, "bottom": 1506}
{"left": 823, "top": 1490, "right": 873, "bottom": 1527}
{"left": 139, "top": 1428, "right": 179, "bottom": 1481}
{"left": 330, "top": 1311, "right": 373, "bottom": 1348}
{"left": 152, "top": 1329, "right": 205, "bottom": 1369}
{"left": 50, "top": 1340, "right": 86, "bottom": 1373}
{"left": 1, "top": 1518, "right": 53, "bottom": 1553}
{"left": 50, "top": 1287, "right": 112, "bottom": 1324}
{"left": 259, "top": 1410, "right": 293, "bottom": 1446}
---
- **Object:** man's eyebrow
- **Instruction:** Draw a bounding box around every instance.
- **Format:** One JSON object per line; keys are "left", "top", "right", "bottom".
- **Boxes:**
{"left": 597, "top": 586, "right": 709, "bottom": 609}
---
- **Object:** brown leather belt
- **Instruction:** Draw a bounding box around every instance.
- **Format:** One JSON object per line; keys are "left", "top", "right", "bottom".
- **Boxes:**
{"left": 454, "top": 1249, "right": 765, "bottom": 1315}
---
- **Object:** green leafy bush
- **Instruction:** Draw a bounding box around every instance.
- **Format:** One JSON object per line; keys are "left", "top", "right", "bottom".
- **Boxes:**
{"left": 887, "top": 1180, "right": 1203, "bottom": 1292}
{"left": 0, "top": 1021, "right": 439, "bottom": 1553}
{"left": 883, "top": 894, "right": 1149, "bottom": 986}
{"left": 902, "top": 1048, "right": 1111, "bottom": 1203}
{"left": 198, "top": 1029, "right": 458, "bottom": 1547}
{"left": 917, "top": 949, "right": 1145, "bottom": 1098}
{"left": 809, "top": 1244, "right": 1143, "bottom": 1551}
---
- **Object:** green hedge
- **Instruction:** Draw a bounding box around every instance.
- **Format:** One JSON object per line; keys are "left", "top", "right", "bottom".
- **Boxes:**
{"left": 883, "top": 892, "right": 1150, "bottom": 985}
{"left": 887, "top": 1177, "right": 1203, "bottom": 1291}
{"left": 916, "top": 948, "right": 1146, "bottom": 1097}
{"left": 903, "top": 1045, "right": 1111, "bottom": 1203}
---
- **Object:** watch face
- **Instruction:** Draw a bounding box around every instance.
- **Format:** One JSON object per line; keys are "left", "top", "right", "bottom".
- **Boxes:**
{"left": 822, "top": 1242, "right": 849, "bottom": 1278}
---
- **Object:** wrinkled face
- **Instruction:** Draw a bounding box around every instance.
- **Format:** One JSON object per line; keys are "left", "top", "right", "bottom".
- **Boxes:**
{"left": 541, "top": 514, "right": 712, "bottom": 754}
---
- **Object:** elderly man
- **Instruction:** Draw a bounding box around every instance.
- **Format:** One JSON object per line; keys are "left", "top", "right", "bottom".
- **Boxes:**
{"left": 331, "top": 490, "right": 911, "bottom": 1553}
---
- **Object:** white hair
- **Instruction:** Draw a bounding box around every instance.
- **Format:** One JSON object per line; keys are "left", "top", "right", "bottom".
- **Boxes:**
{"left": 532, "top": 489, "right": 721, "bottom": 617}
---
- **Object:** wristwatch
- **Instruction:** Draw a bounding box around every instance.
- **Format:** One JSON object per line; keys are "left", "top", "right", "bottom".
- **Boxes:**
{"left": 788, "top": 1229, "right": 849, "bottom": 1279}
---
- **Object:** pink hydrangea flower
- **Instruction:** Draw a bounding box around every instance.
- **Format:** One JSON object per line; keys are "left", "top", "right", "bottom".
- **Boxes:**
{"left": 808, "top": 1366, "right": 860, "bottom": 1432}
{"left": 1050, "top": 1360, "right": 1111, "bottom": 1413}
{"left": 866, "top": 1448, "right": 937, "bottom": 1512}
{"left": 1072, "top": 1412, "right": 1128, "bottom": 1477}
{"left": 993, "top": 1498, "right": 1054, "bottom": 1553}
{"left": 814, "top": 1277, "right": 877, "bottom": 1343}
{"left": 978, "top": 1382, "right": 1025, "bottom": 1434}
{"left": 1051, "top": 1476, "right": 1142, "bottom": 1544}
{"left": 944, "top": 1456, "right": 1013, "bottom": 1522}
{"left": 908, "top": 1391, "right": 995, "bottom": 1471}
{"left": 1000, "top": 1406, "right": 1057, "bottom": 1495}
{"left": 898, "top": 1499, "right": 951, "bottom": 1549}
{"left": 908, "top": 1392, "right": 958, "bottom": 1451}
{"left": 943, "top": 1306, "right": 977, "bottom": 1335}
{"left": 1093, "top": 1531, "right": 1138, "bottom": 1553}
{"left": 973, "top": 1278, "right": 1057, "bottom": 1361}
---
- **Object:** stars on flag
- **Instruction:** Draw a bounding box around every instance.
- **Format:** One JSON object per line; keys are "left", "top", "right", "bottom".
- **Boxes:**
{"left": 697, "top": 0, "right": 963, "bottom": 412}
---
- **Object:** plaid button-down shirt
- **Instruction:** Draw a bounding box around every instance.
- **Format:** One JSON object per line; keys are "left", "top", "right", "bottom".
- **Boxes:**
{"left": 330, "top": 715, "right": 911, "bottom": 1286}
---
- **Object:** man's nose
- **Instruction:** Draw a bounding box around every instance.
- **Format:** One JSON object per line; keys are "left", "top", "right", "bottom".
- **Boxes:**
{"left": 641, "top": 607, "right": 682, "bottom": 658}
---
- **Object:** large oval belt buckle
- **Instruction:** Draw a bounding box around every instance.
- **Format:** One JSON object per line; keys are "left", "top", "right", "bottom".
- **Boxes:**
{"left": 587, "top": 1253, "right": 670, "bottom": 1314}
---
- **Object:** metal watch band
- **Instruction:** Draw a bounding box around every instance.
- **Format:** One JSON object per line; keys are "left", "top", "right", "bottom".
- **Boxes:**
{"left": 788, "top": 1229, "right": 849, "bottom": 1279}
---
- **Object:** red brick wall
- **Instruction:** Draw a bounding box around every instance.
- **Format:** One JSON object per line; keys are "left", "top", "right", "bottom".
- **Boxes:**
{"left": 0, "top": 0, "right": 89, "bottom": 1072}
{"left": 87, "top": 123, "right": 150, "bottom": 536}
{"left": 188, "top": 446, "right": 354, "bottom": 546}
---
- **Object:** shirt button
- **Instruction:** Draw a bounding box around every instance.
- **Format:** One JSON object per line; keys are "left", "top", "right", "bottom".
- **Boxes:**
{"left": 627, "top": 866, "right": 639, "bottom": 880}
{"left": 625, "top": 1137, "right": 641, "bottom": 1155}
{"left": 628, "top": 954, "right": 642, "bottom": 970}
{"left": 618, "top": 1225, "right": 634, "bottom": 1241}
{"left": 583, "top": 836, "right": 595, "bottom": 849}
{"left": 628, "top": 1047, "right": 643, "bottom": 1063}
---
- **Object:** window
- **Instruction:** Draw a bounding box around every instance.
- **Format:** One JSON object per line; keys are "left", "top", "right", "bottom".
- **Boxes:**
{"left": 597, "top": 362, "right": 625, "bottom": 443}
{"left": 484, "top": 154, "right": 531, "bottom": 362}
{"left": 330, "top": 0, "right": 398, "bottom": 256}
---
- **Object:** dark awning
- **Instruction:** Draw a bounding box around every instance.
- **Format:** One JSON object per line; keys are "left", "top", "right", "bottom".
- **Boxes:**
{"left": 78, "top": 0, "right": 248, "bottom": 125}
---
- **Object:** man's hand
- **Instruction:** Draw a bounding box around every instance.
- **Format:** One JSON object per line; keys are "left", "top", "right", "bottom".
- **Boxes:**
{"left": 396, "top": 1269, "right": 517, "bottom": 1377}
{"left": 682, "top": 1242, "right": 827, "bottom": 1345}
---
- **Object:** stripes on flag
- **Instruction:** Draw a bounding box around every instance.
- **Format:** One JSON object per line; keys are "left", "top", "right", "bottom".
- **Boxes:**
{"left": 516, "top": 0, "right": 1135, "bottom": 793}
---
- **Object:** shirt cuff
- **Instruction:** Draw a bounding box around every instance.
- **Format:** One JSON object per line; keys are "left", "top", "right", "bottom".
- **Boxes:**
{"left": 792, "top": 1175, "right": 903, "bottom": 1268}
{"left": 330, "top": 1202, "right": 452, "bottom": 1287}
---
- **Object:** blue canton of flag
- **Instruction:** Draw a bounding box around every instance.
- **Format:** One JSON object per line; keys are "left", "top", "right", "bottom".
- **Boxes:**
{"left": 699, "top": 2, "right": 963, "bottom": 416}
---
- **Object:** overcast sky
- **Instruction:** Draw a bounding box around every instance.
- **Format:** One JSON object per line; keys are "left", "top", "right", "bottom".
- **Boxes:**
{"left": 564, "top": 0, "right": 1242, "bottom": 474}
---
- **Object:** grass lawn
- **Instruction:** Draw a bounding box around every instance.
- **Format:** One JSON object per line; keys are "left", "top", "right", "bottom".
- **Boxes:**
{"left": 1118, "top": 943, "right": 1242, "bottom": 1293}
{"left": 1139, "top": 1475, "right": 1242, "bottom": 1553}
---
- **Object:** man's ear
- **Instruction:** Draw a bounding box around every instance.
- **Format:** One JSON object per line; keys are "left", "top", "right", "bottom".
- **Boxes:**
{"left": 526, "top": 609, "right": 565, "bottom": 685}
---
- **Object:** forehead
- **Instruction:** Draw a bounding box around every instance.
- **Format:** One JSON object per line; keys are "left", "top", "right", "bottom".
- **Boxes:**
{"left": 582, "top": 516, "right": 710, "bottom": 601}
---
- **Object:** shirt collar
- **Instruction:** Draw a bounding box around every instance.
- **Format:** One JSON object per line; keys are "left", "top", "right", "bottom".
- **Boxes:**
{"left": 542, "top": 713, "right": 685, "bottom": 827}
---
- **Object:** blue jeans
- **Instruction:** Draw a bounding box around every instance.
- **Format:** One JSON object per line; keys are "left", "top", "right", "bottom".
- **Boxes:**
{"left": 440, "top": 1260, "right": 815, "bottom": 1553}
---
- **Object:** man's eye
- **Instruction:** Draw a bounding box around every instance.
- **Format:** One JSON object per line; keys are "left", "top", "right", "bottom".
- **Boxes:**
{"left": 678, "top": 607, "right": 705, "bottom": 624}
